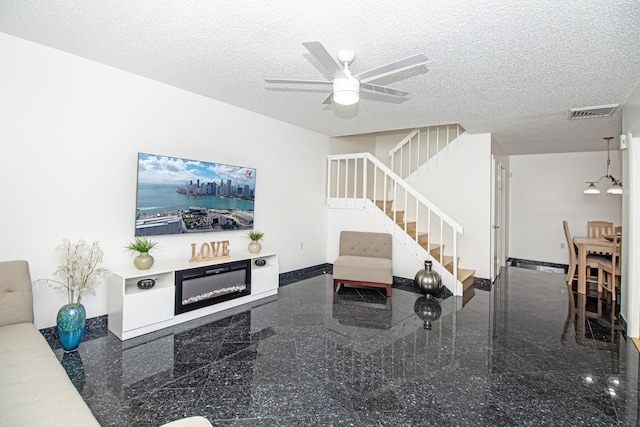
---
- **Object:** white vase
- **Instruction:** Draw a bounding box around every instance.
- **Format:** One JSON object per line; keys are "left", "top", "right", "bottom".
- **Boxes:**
{"left": 248, "top": 241, "right": 261, "bottom": 254}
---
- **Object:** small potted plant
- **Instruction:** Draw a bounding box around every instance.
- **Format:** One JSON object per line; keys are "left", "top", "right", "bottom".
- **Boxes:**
{"left": 125, "top": 236, "right": 159, "bottom": 270}
{"left": 246, "top": 229, "right": 264, "bottom": 254}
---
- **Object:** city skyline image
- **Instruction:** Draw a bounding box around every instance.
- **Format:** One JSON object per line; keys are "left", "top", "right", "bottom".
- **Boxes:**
{"left": 135, "top": 153, "right": 256, "bottom": 236}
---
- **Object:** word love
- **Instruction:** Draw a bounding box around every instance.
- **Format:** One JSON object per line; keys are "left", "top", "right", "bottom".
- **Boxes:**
{"left": 189, "top": 240, "right": 230, "bottom": 263}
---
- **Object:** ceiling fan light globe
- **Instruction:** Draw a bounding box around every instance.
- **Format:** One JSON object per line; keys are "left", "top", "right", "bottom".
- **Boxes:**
{"left": 333, "top": 77, "right": 360, "bottom": 105}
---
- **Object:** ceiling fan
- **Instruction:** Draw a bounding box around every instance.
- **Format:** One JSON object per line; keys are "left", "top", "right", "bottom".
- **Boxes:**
{"left": 265, "top": 41, "right": 428, "bottom": 106}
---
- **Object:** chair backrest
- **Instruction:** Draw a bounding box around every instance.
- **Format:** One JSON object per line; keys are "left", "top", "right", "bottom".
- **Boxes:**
{"left": 339, "top": 231, "right": 392, "bottom": 259}
{"left": 587, "top": 221, "right": 613, "bottom": 239}
{"left": 615, "top": 226, "right": 622, "bottom": 236}
{"left": 0, "top": 260, "right": 34, "bottom": 326}
{"left": 562, "top": 220, "right": 577, "bottom": 284}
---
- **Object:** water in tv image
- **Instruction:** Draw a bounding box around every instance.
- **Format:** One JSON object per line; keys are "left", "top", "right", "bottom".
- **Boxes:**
{"left": 135, "top": 153, "right": 256, "bottom": 236}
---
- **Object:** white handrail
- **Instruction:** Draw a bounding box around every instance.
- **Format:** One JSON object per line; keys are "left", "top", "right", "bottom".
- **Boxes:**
{"left": 328, "top": 152, "right": 463, "bottom": 235}
{"left": 389, "top": 124, "right": 465, "bottom": 180}
{"left": 389, "top": 128, "right": 420, "bottom": 157}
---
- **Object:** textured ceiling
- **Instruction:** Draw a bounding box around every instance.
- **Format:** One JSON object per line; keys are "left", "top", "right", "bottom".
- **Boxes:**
{"left": 1, "top": 1, "right": 639, "bottom": 155}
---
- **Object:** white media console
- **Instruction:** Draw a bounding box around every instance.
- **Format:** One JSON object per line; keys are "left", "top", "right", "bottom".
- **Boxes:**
{"left": 107, "top": 252, "right": 278, "bottom": 340}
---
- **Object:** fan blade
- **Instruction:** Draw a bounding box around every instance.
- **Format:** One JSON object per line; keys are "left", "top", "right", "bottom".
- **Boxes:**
{"left": 361, "top": 83, "right": 409, "bottom": 98}
{"left": 322, "top": 93, "right": 333, "bottom": 104}
{"left": 302, "top": 41, "right": 346, "bottom": 79}
{"left": 265, "top": 78, "right": 332, "bottom": 85}
{"left": 354, "top": 54, "right": 428, "bottom": 83}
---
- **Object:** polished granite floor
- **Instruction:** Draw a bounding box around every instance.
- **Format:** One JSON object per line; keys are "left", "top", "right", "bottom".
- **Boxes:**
{"left": 53, "top": 267, "right": 639, "bottom": 426}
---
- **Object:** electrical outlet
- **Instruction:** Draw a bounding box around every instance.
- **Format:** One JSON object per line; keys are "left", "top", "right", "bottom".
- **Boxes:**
{"left": 299, "top": 242, "right": 304, "bottom": 250}
{"left": 560, "top": 243, "right": 565, "bottom": 249}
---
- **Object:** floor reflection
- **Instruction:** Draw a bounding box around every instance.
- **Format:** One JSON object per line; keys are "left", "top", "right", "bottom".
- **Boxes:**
{"left": 54, "top": 269, "right": 639, "bottom": 426}
{"left": 413, "top": 295, "right": 442, "bottom": 330}
{"left": 332, "top": 286, "right": 393, "bottom": 329}
{"left": 563, "top": 284, "right": 621, "bottom": 377}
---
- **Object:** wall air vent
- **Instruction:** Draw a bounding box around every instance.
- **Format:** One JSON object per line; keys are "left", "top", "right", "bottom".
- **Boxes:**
{"left": 568, "top": 104, "right": 619, "bottom": 120}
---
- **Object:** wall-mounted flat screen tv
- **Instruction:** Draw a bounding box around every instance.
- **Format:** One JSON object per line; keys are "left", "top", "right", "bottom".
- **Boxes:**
{"left": 135, "top": 153, "right": 256, "bottom": 236}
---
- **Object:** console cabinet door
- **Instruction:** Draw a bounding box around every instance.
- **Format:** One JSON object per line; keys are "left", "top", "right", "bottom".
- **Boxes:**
{"left": 123, "top": 287, "right": 174, "bottom": 331}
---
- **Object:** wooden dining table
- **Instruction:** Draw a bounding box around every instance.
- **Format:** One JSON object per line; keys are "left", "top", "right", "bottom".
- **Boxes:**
{"left": 573, "top": 236, "right": 615, "bottom": 294}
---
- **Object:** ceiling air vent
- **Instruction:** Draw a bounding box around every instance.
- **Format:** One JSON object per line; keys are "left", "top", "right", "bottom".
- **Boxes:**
{"left": 568, "top": 104, "right": 619, "bottom": 120}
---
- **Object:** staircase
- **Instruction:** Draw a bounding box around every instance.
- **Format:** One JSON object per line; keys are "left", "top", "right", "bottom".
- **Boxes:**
{"left": 327, "top": 125, "right": 476, "bottom": 300}
{"left": 375, "top": 199, "right": 476, "bottom": 303}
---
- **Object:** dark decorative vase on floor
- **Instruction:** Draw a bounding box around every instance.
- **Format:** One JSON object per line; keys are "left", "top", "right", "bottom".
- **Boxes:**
{"left": 56, "top": 303, "right": 86, "bottom": 352}
{"left": 414, "top": 296, "right": 442, "bottom": 330}
{"left": 414, "top": 260, "right": 442, "bottom": 296}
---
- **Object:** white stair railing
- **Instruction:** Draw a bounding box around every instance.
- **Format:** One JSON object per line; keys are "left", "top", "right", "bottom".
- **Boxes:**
{"left": 327, "top": 152, "right": 464, "bottom": 294}
{"left": 389, "top": 124, "right": 465, "bottom": 180}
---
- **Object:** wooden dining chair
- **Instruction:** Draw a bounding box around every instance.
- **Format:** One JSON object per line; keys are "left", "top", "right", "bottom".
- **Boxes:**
{"left": 562, "top": 220, "right": 603, "bottom": 288}
{"left": 614, "top": 226, "right": 622, "bottom": 236}
{"left": 597, "top": 237, "right": 621, "bottom": 302}
{"left": 587, "top": 221, "right": 613, "bottom": 239}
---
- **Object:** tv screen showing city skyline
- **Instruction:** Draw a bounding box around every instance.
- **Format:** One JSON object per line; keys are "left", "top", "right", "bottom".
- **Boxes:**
{"left": 134, "top": 153, "right": 256, "bottom": 236}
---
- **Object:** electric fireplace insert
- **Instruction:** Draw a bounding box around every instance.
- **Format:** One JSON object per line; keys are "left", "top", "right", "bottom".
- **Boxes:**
{"left": 174, "top": 260, "right": 251, "bottom": 315}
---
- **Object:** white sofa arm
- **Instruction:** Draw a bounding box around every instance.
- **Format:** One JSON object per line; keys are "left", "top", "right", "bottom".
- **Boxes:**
{"left": 160, "top": 416, "right": 213, "bottom": 427}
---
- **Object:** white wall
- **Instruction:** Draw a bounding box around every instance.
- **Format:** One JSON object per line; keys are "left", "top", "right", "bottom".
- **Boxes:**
{"left": 330, "top": 134, "right": 376, "bottom": 155}
{"left": 621, "top": 81, "right": 640, "bottom": 337}
{"left": 373, "top": 130, "right": 412, "bottom": 168}
{"left": 509, "top": 151, "right": 622, "bottom": 264}
{"left": 490, "top": 137, "right": 511, "bottom": 280}
{"left": 409, "top": 133, "right": 493, "bottom": 279}
{"left": 0, "top": 33, "right": 331, "bottom": 328}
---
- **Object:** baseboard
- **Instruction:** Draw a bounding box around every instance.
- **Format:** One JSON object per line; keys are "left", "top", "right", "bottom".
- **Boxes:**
{"left": 40, "top": 315, "right": 109, "bottom": 350}
{"left": 474, "top": 277, "right": 492, "bottom": 291}
{"left": 279, "top": 263, "right": 332, "bottom": 286}
{"left": 507, "top": 257, "right": 568, "bottom": 274}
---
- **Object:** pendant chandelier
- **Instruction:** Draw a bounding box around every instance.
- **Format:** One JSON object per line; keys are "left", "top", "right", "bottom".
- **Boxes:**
{"left": 584, "top": 137, "right": 622, "bottom": 195}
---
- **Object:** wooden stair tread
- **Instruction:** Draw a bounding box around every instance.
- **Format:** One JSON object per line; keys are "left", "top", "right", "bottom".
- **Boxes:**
{"left": 458, "top": 268, "right": 476, "bottom": 288}
{"left": 373, "top": 197, "right": 476, "bottom": 292}
{"left": 439, "top": 255, "right": 454, "bottom": 269}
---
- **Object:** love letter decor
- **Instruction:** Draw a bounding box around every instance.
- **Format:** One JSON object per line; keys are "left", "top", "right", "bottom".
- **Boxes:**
{"left": 189, "top": 240, "right": 230, "bottom": 263}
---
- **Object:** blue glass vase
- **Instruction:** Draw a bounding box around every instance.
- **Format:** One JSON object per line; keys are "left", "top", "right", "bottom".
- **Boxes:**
{"left": 56, "top": 303, "right": 86, "bottom": 352}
